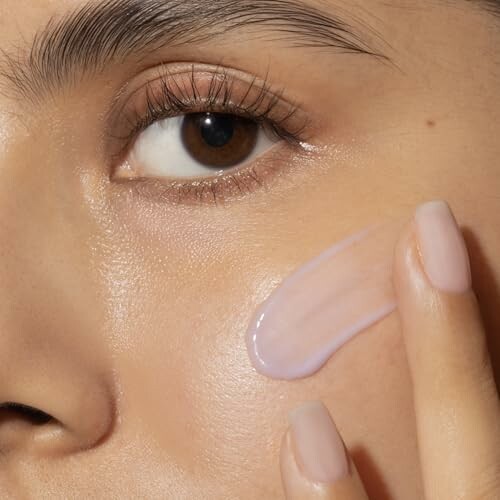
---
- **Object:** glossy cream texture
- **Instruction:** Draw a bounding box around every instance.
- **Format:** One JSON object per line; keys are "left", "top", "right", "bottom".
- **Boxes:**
{"left": 246, "top": 222, "right": 401, "bottom": 380}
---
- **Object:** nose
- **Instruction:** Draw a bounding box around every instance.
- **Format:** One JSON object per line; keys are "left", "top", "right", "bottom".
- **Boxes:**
{"left": 0, "top": 347, "right": 115, "bottom": 457}
{"left": 0, "top": 133, "right": 115, "bottom": 459}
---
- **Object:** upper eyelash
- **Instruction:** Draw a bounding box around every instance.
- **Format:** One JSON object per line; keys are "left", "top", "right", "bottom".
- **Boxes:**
{"left": 109, "top": 65, "right": 309, "bottom": 160}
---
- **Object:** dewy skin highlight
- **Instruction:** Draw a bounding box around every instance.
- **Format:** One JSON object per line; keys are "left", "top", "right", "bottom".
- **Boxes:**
{"left": 246, "top": 221, "right": 402, "bottom": 380}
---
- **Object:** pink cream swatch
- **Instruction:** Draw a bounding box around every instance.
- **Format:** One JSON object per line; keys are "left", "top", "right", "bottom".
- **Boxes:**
{"left": 246, "top": 222, "right": 401, "bottom": 380}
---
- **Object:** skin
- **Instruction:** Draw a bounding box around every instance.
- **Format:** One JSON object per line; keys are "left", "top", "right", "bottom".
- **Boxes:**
{"left": 0, "top": 0, "right": 499, "bottom": 498}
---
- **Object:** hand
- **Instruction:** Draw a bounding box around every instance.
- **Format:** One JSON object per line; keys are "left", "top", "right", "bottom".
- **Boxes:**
{"left": 280, "top": 201, "right": 500, "bottom": 499}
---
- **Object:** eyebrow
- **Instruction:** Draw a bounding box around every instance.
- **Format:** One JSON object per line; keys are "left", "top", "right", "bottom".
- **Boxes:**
{"left": 0, "top": 0, "right": 391, "bottom": 104}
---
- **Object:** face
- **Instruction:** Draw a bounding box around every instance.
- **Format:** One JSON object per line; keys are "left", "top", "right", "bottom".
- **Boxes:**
{"left": 1, "top": 0, "right": 499, "bottom": 498}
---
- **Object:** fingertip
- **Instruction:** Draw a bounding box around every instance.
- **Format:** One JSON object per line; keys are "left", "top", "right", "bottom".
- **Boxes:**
{"left": 414, "top": 201, "right": 472, "bottom": 294}
{"left": 393, "top": 200, "right": 472, "bottom": 308}
{"left": 280, "top": 402, "right": 369, "bottom": 499}
{"left": 392, "top": 200, "right": 494, "bottom": 402}
{"left": 287, "top": 401, "right": 349, "bottom": 485}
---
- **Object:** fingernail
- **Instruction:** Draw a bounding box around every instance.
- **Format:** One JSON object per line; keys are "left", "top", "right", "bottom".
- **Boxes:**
{"left": 415, "top": 201, "right": 472, "bottom": 293}
{"left": 288, "top": 401, "right": 349, "bottom": 484}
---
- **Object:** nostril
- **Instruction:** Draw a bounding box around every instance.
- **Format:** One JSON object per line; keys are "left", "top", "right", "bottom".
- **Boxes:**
{"left": 0, "top": 401, "right": 59, "bottom": 456}
{"left": 0, "top": 380, "right": 115, "bottom": 458}
{"left": 0, "top": 402, "right": 54, "bottom": 426}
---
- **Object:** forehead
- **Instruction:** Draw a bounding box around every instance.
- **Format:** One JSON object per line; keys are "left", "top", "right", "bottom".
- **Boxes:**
{"left": 0, "top": 1, "right": 80, "bottom": 40}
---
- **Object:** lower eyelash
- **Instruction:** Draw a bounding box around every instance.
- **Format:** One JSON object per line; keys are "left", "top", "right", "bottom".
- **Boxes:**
{"left": 117, "top": 170, "right": 262, "bottom": 206}
{"left": 123, "top": 164, "right": 270, "bottom": 206}
{"left": 114, "top": 143, "right": 309, "bottom": 206}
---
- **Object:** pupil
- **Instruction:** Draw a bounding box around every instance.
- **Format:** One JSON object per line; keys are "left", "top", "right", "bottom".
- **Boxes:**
{"left": 199, "top": 113, "right": 235, "bottom": 148}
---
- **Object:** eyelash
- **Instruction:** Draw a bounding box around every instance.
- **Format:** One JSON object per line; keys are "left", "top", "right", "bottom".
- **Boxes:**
{"left": 108, "top": 66, "right": 311, "bottom": 204}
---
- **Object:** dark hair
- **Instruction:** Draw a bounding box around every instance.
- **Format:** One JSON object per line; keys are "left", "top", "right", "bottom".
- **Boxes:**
{"left": 481, "top": 0, "right": 500, "bottom": 14}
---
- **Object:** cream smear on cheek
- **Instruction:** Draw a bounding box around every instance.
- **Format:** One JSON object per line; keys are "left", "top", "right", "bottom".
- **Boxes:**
{"left": 246, "top": 221, "right": 401, "bottom": 380}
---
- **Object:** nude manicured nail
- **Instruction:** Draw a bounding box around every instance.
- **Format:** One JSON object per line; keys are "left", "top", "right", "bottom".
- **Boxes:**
{"left": 288, "top": 401, "right": 349, "bottom": 484}
{"left": 415, "top": 201, "right": 472, "bottom": 293}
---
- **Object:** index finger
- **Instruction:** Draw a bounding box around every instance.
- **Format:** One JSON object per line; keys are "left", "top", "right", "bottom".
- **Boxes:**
{"left": 393, "top": 201, "right": 500, "bottom": 499}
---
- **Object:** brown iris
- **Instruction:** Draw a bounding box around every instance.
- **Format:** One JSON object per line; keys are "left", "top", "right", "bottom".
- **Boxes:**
{"left": 181, "top": 112, "right": 259, "bottom": 168}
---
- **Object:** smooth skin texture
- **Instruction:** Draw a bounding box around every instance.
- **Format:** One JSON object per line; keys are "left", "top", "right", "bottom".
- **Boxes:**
{"left": 0, "top": 1, "right": 500, "bottom": 498}
{"left": 280, "top": 202, "right": 500, "bottom": 499}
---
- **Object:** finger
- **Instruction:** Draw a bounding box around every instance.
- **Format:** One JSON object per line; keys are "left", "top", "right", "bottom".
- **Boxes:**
{"left": 394, "top": 200, "right": 500, "bottom": 499}
{"left": 280, "top": 401, "right": 369, "bottom": 500}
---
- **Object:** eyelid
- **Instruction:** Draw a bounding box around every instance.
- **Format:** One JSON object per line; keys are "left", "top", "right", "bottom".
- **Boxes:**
{"left": 105, "top": 63, "right": 312, "bottom": 163}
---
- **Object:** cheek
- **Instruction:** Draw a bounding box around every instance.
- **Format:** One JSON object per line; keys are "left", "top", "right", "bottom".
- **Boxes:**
{"left": 98, "top": 192, "right": 422, "bottom": 498}
{"left": 123, "top": 257, "right": 421, "bottom": 497}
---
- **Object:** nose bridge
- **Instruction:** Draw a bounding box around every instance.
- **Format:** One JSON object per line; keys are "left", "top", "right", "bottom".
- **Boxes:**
{"left": 0, "top": 143, "right": 88, "bottom": 337}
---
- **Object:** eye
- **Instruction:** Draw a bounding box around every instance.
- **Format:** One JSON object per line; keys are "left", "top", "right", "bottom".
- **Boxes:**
{"left": 107, "top": 65, "right": 313, "bottom": 204}
{"left": 117, "top": 111, "right": 276, "bottom": 180}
